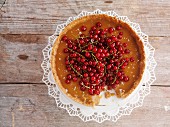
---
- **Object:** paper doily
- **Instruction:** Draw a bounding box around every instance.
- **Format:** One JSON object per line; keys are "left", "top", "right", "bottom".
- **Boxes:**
{"left": 41, "top": 9, "right": 157, "bottom": 123}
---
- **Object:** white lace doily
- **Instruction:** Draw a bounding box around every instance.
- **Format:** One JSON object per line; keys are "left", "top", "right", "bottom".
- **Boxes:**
{"left": 41, "top": 9, "right": 157, "bottom": 123}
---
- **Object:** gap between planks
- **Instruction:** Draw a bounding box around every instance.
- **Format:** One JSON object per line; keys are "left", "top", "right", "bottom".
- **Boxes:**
{"left": 0, "top": 83, "right": 170, "bottom": 87}
{"left": 0, "top": 33, "right": 170, "bottom": 38}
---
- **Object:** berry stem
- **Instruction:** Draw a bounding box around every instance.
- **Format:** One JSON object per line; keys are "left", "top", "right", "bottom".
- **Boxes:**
{"left": 68, "top": 57, "right": 83, "bottom": 77}
{"left": 91, "top": 53, "right": 98, "bottom": 63}
{"left": 112, "top": 75, "right": 117, "bottom": 84}
{"left": 82, "top": 41, "right": 98, "bottom": 49}
{"left": 81, "top": 83, "right": 90, "bottom": 89}
{"left": 104, "top": 65, "right": 107, "bottom": 74}
{"left": 67, "top": 48, "right": 85, "bottom": 58}
{"left": 118, "top": 60, "right": 125, "bottom": 68}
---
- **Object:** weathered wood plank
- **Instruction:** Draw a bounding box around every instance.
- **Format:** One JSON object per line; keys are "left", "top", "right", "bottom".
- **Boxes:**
{"left": 0, "top": 34, "right": 47, "bottom": 83}
{"left": 0, "top": 0, "right": 170, "bottom": 36}
{"left": 0, "top": 84, "right": 170, "bottom": 127}
{"left": 0, "top": 35, "right": 169, "bottom": 85}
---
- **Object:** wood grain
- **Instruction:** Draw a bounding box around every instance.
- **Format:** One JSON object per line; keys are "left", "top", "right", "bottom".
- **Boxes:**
{"left": 0, "top": 0, "right": 170, "bottom": 36}
{"left": 0, "top": 84, "right": 170, "bottom": 127}
{"left": 0, "top": 0, "right": 170, "bottom": 126}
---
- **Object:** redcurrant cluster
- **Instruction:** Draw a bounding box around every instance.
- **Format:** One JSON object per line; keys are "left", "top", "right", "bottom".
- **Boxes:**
{"left": 62, "top": 22, "right": 134, "bottom": 95}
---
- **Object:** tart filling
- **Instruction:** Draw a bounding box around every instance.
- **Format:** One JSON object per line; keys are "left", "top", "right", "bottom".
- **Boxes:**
{"left": 51, "top": 14, "right": 145, "bottom": 106}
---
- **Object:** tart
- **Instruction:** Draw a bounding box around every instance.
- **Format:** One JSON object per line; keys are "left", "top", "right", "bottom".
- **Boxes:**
{"left": 51, "top": 14, "right": 145, "bottom": 106}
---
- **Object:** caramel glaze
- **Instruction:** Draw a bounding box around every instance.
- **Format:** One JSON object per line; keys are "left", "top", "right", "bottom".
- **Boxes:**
{"left": 52, "top": 14, "right": 145, "bottom": 106}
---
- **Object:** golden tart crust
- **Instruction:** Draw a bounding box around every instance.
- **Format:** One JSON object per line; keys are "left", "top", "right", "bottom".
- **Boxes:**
{"left": 51, "top": 14, "right": 145, "bottom": 106}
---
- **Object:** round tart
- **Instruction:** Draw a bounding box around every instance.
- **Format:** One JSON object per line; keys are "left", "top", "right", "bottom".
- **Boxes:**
{"left": 51, "top": 14, "right": 145, "bottom": 106}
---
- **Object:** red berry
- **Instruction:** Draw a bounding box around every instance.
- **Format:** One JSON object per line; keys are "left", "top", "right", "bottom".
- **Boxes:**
{"left": 72, "top": 53, "right": 77, "bottom": 57}
{"left": 124, "top": 76, "right": 129, "bottom": 82}
{"left": 67, "top": 67, "right": 71, "bottom": 71}
{"left": 80, "top": 85, "right": 86, "bottom": 91}
{"left": 64, "top": 48, "right": 69, "bottom": 53}
{"left": 65, "top": 60, "right": 69, "bottom": 65}
{"left": 110, "top": 43, "right": 115, "bottom": 48}
{"left": 90, "top": 72, "right": 94, "bottom": 76}
{"left": 115, "top": 41, "right": 120, "bottom": 46}
{"left": 117, "top": 35, "right": 122, "bottom": 39}
{"left": 118, "top": 46, "right": 123, "bottom": 51}
{"left": 81, "top": 58, "right": 85, "bottom": 62}
{"left": 117, "top": 72, "right": 122, "bottom": 77}
{"left": 83, "top": 73, "right": 88, "bottom": 78}
{"left": 113, "top": 66, "right": 118, "bottom": 70}
{"left": 119, "top": 32, "right": 123, "bottom": 35}
{"left": 108, "top": 27, "right": 114, "bottom": 33}
{"left": 72, "top": 77, "right": 78, "bottom": 82}
{"left": 84, "top": 62, "right": 89, "bottom": 65}
{"left": 85, "top": 52, "right": 91, "bottom": 57}
{"left": 98, "top": 48, "right": 103, "bottom": 53}
{"left": 105, "top": 53, "right": 110, "bottom": 57}
{"left": 99, "top": 62, "right": 104, "bottom": 67}
{"left": 96, "top": 53, "right": 100, "bottom": 58}
{"left": 70, "top": 60, "right": 74, "bottom": 64}
{"left": 119, "top": 76, "right": 124, "bottom": 80}
{"left": 68, "top": 44, "right": 73, "bottom": 48}
{"left": 108, "top": 85, "right": 112, "bottom": 90}
{"left": 93, "top": 34, "right": 98, "bottom": 39}
{"left": 130, "top": 57, "right": 135, "bottom": 62}
{"left": 82, "top": 65, "right": 87, "bottom": 70}
{"left": 88, "top": 89, "right": 94, "bottom": 95}
{"left": 100, "top": 67, "right": 104, "bottom": 72}
{"left": 123, "top": 62, "right": 128, "bottom": 66}
{"left": 87, "top": 67, "right": 92, "bottom": 72}
{"left": 95, "top": 79, "right": 100, "bottom": 84}
{"left": 91, "top": 26, "right": 97, "bottom": 30}
{"left": 80, "top": 34, "right": 85, "bottom": 37}
{"left": 123, "top": 43, "right": 128, "bottom": 47}
{"left": 115, "top": 80, "right": 119, "bottom": 84}
{"left": 92, "top": 61, "right": 97, "bottom": 66}
{"left": 110, "top": 59, "right": 114, "bottom": 63}
{"left": 100, "top": 53, "right": 105, "bottom": 57}
{"left": 67, "top": 74, "right": 72, "bottom": 80}
{"left": 95, "top": 30, "right": 100, "bottom": 34}
{"left": 93, "top": 47, "right": 98, "bottom": 53}
{"left": 116, "top": 26, "right": 122, "bottom": 30}
{"left": 73, "top": 46, "right": 77, "bottom": 50}
{"left": 65, "top": 79, "right": 71, "bottom": 84}
{"left": 89, "top": 61, "right": 93, "bottom": 65}
{"left": 95, "top": 85, "right": 100, "bottom": 90}
{"left": 111, "top": 35, "right": 117, "bottom": 41}
{"left": 96, "top": 22, "right": 102, "bottom": 27}
{"left": 88, "top": 44, "right": 93, "bottom": 50}
{"left": 107, "top": 38, "right": 112, "bottom": 43}
{"left": 90, "top": 85, "right": 94, "bottom": 89}
{"left": 125, "top": 49, "right": 130, "bottom": 54}
{"left": 125, "top": 58, "right": 129, "bottom": 62}
{"left": 111, "top": 83, "right": 117, "bottom": 89}
{"left": 80, "top": 40, "right": 85, "bottom": 45}
{"left": 77, "top": 67, "right": 81, "bottom": 71}
{"left": 98, "top": 57, "right": 103, "bottom": 61}
{"left": 80, "top": 25, "right": 87, "bottom": 31}
{"left": 91, "top": 76, "right": 96, "bottom": 81}
{"left": 94, "top": 90, "right": 100, "bottom": 95}
{"left": 107, "top": 64, "right": 112, "bottom": 69}
{"left": 99, "top": 72, "right": 104, "bottom": 76}
{"left": 61, "top": 35, "right": 68, "bottom": 41}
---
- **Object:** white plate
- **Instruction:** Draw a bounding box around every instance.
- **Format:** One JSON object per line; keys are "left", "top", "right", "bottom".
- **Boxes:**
{"left": 41, "top": 9, "right": 157, "bottom": 123}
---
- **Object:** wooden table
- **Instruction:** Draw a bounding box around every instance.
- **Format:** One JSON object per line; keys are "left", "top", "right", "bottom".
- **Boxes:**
{"left": 0, "top": 0, "right": 170, "bottom": 126}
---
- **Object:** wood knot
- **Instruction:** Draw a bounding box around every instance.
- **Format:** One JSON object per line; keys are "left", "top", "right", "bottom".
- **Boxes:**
{"left": 105, "top": 1, "right": 113, "bottom": 3}
{"left": 18, "top": 55, "right": 29, "bottom": 60}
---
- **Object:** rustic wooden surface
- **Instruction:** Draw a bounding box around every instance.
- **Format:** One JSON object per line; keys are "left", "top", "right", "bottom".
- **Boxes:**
{"left": 0, "top": 0, "right": 170, "bottom": 127}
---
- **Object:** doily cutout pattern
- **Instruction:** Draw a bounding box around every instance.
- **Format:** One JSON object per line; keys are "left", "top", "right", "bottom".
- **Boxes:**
{"left": 41, "top": 9, "right": 157, "bottom": 123}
